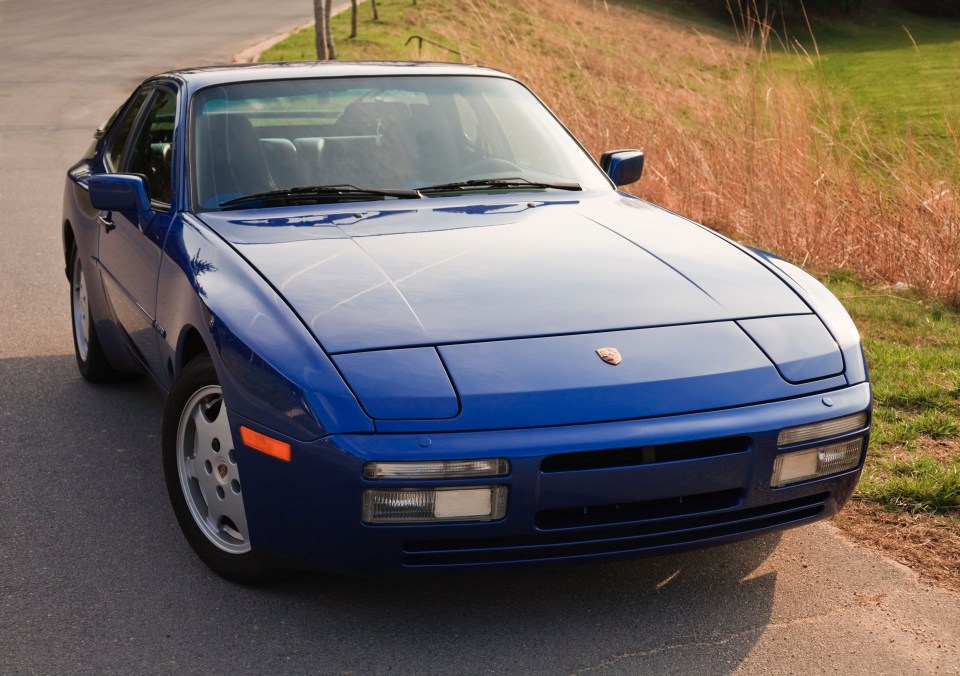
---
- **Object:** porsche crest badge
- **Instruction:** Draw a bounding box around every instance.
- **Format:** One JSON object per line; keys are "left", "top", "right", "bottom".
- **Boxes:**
{"left": 596, "top": 347, "right": 622, "bottom": 365}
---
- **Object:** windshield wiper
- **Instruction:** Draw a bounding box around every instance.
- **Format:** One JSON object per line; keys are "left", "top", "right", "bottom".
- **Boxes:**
{"left": 417, "top": 177, "right": 581, "bottom": 194}
{"left": 219, "top": 184, "right": 422, "bottom": 209}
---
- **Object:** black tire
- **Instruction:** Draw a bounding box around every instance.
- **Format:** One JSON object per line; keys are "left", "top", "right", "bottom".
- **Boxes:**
{"left": 69, "top": 242, "right": 122, "bottom": 382}
{"left": 162, "top": 354, "right": 270, "bottom": 584}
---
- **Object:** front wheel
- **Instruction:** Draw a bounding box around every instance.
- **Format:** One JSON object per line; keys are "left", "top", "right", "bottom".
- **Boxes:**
{"left": 69, "top": 242, "right": 121, "bottom": 382}
{"left": 162, "top": 354, "right": 269, "bottom": 584}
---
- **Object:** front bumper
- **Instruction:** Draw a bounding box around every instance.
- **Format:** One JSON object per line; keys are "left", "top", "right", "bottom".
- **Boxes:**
{"left": 234, "top": 382, "right": 871, "bottom": 573}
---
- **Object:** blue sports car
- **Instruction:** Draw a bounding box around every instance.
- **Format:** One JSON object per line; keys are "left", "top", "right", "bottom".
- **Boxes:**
{"left": 63, "top": 62, "right": 871, "bottom": 582}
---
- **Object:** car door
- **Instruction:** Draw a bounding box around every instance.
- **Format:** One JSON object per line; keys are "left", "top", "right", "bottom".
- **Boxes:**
{"left": 97, "top": 87, "right": 177, "bottom": 381}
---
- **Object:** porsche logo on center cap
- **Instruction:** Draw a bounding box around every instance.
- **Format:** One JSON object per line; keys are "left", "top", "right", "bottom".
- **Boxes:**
{"left": 596, "top": 347, "right": 622, "bottom": 365}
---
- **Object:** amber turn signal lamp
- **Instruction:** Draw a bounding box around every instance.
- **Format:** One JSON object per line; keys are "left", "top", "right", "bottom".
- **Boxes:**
{"left": 240, "top": 426, "right": 291, "bottom": 462}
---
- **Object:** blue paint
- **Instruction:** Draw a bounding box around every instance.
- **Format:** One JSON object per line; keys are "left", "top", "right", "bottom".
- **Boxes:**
{"left": 739, "top": 315, "right": 844, "bottom": 383}
{"left": 333, "top": 348, "right": 460, "bottom": 420}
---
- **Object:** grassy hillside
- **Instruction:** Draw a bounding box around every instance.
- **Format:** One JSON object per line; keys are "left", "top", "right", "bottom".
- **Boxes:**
{"left": 780, "top": 11, "right": 960, "bottom": 177}
{"left": 614, "top": 1, "right": 960, "bottom": 175}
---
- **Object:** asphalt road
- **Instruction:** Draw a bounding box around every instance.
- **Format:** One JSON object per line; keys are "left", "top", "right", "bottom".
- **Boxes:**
{"left": 1, "top": 1, "right": 958, "bottom": 673}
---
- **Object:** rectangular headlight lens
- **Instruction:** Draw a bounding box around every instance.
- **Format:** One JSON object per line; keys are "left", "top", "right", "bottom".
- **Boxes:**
{"left": 363, "top": 458, "right": 509, "bottom": 480}
{"left": 771, "top": 438, "right": 864, "bottom": 487}
{"left": 362, "top": 486, "right": 508, "bottom": 524}
{"left": 777, "top": 412, "right": 867, "bottom": 446}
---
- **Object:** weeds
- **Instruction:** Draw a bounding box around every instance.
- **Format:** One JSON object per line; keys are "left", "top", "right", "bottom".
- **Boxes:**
{"left": 860, "top": 454, "right": 960, "bottom": 514}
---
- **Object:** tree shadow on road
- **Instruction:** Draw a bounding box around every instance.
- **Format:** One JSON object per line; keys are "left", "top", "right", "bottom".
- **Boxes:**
{"left": 261, "top": 519, "right": 783, "bottom": 674}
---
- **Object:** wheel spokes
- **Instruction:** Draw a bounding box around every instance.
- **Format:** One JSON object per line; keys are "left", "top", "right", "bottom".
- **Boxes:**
{"left": 71, "top": 253, "right": 90, "bottom": 361}
{"left": 177, "top": 385, "right": 251, "bottom": 554}
{"left": 77, "top": 271, "right": 89, "bottom": 341}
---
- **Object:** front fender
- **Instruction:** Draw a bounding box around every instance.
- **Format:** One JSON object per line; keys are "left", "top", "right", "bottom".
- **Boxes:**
{"left": 156, "top": 214, "right": 373, "bottom": 440}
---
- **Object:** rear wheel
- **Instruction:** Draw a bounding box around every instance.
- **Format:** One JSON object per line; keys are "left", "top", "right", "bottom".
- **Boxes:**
{"left": 162, "top": 354, "right": 269, "bottom": 584}
{"left": 69, "top": 242, "right": 121, "bottom": 382}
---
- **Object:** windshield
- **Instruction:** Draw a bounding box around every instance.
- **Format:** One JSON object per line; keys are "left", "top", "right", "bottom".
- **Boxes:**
{"left": 190, "top": 75, "right": 612, "bottom": 210}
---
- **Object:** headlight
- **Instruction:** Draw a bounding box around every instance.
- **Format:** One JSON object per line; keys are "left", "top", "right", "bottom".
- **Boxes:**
{"left": 771, "top": 411, "right": 868, "bottom": 487}
{"left": 771, "top": 439, "right": 864, "bottom": 487}
{"left": 777, "top": 412, "right": 867, "bottom": 446}
{"left": 363, "top": 458, "right": 509, "bottom": 480}
{"left": 362, "top": 486, "right": 509, "bottom": 524}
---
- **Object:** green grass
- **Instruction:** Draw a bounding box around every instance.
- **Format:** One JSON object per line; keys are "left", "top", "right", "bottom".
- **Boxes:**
{"left": 823, "top": 270, "right": 960, "bottom": 516}
{"left": 259, "top": 0, "right": 458, "bottom": 62}
{"left": 770, "top": 11, "right": 960, "bottom": 176}
{"left": 859, "top": 455, "right": 960, "bottom": 514}
{"left": 617, "top": 2, "right": 960, "bottom": 177}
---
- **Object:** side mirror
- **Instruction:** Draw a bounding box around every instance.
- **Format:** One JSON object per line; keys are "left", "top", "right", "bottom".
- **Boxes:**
{"left": 600, "top": 150, "right": 644, "bottom": 187}
{"left": 88, "top": 174, "right": 153, "bottom": 224}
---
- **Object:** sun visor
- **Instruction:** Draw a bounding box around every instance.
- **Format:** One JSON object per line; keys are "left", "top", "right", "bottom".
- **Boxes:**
{"left": 333, "top": 348, "right": 459, "bottom": 420}
{"left": 738, "top": 315, "right": 844, "bottom": 384}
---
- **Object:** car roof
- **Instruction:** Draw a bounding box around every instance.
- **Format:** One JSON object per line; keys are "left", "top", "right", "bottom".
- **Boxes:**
{"left": 147, "top": 61, "right": 516, "bottom": 94}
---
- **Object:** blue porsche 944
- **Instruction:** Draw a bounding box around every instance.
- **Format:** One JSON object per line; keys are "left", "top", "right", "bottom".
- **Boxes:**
{"left": 63, "top": 62, "right": 871, "bottom": 582}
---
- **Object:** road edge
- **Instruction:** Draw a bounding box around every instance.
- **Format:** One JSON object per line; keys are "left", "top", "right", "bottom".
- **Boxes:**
{"left": 233, "top": 0, "right": 357, "bottom": 63}
{"left": 233, "top": 18, "right": 316, "bottom": 63}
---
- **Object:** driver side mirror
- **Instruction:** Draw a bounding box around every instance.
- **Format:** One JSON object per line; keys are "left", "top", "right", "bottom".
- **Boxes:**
{"left": 600, "top": 150, "right": 644, "bottom": 187}
{"left": 88, "top": 173, "right": 154, "bottom": 225}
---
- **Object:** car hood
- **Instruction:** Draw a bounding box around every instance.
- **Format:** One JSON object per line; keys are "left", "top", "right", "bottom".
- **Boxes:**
{"left": 198, "top": 193, "right": 812, "bottom": 354}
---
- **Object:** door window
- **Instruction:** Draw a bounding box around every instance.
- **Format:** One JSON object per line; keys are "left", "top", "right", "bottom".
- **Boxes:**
{"left": 105, "top": 91, "right": 149, "bottom": 171}
{"left": 126, "top": 90, "right": 176, "bottom": 207}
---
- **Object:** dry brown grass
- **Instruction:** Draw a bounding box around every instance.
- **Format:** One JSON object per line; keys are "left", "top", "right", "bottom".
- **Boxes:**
{"left": 834, "top": 500, "right": 960, "bottom": 593}
{"left": 410, "top": 0, "right": 960, "bottom": 304}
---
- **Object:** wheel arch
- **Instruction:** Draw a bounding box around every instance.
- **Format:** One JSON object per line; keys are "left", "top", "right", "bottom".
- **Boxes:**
{"left": 63, "top": 219, "right": 76, "bottom": 280}
{"left": 171, "top": 324, "right": 210, "bottom": 382}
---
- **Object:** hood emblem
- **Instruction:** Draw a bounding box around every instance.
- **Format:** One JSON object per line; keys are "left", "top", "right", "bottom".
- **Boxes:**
{"left": 596, "top": 347, "right": 622, "bottom": 365}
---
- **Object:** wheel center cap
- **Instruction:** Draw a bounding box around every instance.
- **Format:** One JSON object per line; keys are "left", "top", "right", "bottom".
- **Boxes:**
{"left": 216, "top": 462, "right": 229, "bottom": 483}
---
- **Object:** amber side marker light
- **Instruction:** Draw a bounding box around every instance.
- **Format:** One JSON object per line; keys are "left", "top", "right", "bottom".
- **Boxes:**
{"left": 240, "top": 426, "right": 291, "bottom": 462}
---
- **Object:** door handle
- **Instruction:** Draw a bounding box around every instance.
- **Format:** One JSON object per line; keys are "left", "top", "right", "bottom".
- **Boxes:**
{"left": 98, "top": 213, "right": 116, "bottom": 232}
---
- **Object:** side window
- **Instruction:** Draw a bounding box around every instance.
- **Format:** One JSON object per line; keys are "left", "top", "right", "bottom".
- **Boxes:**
{"left": 126, "top": 90, "right": 176, "bottom": 207}
{"left": 105, "top": 91, "right": 149, "bottom": 171}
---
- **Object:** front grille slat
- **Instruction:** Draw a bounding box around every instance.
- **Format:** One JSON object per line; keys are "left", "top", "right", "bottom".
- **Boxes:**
{"left": 536, "top": 488, "right": 742, "bottom": 530}
{"left": 403, "top": 492, "right": 829, "bottom": 567}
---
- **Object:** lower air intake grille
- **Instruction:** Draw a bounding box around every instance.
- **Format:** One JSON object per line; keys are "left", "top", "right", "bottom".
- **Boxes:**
{"left": 536, "top": 488, "right": 742, "bottom": 530}
{"left": 540, "top": 436, "right": 751, "bottom": 473}
{"left": 402, "top": 492, "right": 828, "bottom": 567}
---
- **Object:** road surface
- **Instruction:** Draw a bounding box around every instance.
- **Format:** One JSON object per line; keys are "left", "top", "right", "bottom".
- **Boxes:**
{"left": 0, "top": 0, "right": 957, "bottom": 672}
